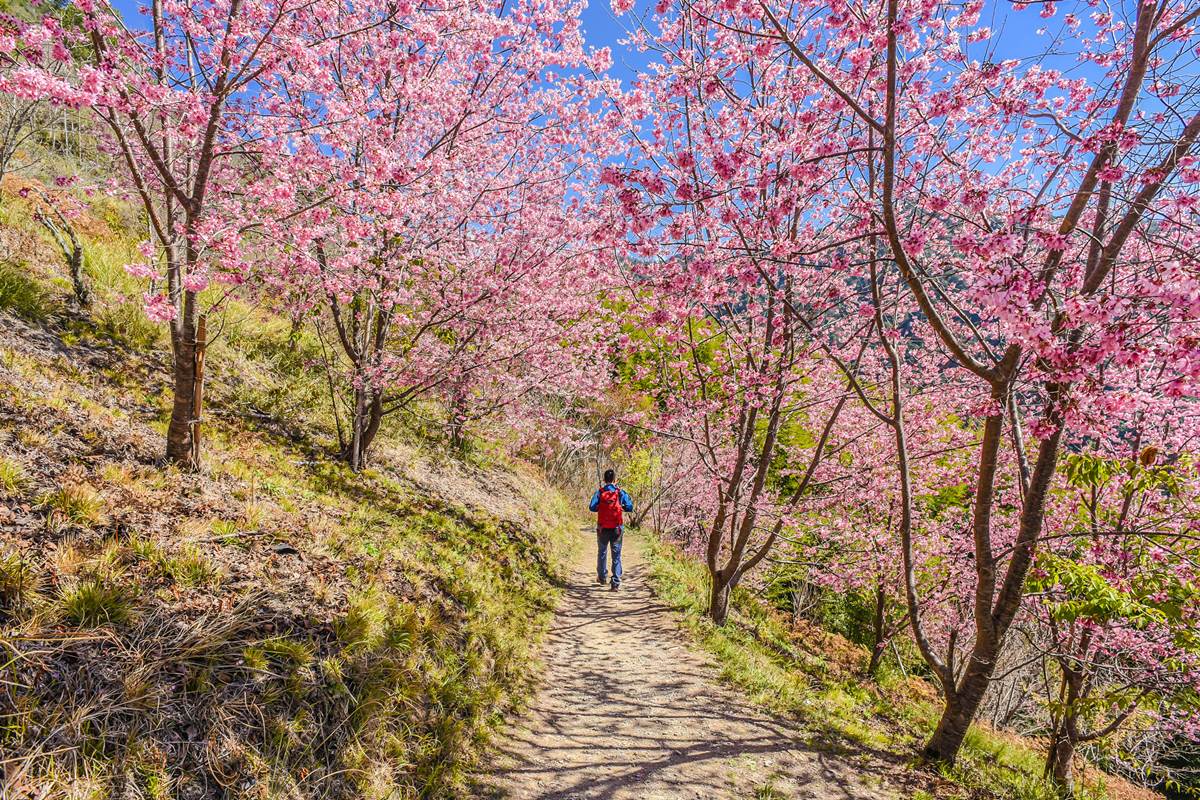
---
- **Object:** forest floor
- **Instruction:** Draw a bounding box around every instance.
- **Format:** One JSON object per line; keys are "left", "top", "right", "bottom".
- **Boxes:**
{"left": 476, "top": 531, "right": 899, "bottom": 800}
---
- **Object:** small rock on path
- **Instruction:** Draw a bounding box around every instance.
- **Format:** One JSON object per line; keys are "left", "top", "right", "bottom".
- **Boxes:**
{"left": 477, "top": 530, "right": 896, "bottom": 800}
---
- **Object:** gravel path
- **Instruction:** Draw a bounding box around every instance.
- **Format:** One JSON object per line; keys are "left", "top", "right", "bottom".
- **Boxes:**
{"left": 477, "top": 530, "right": 897, "bottom": 800}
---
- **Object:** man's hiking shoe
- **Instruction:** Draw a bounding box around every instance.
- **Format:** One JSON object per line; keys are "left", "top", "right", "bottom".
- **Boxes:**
{"left": 610, "top": 582, "right": 620, "bottom": 591}
{"left": 597, "top": 575, "right": 606, "bottom": 584}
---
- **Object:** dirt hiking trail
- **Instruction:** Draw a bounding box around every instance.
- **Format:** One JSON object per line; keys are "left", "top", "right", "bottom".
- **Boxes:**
{"left": 477, "top": 530, "right": 897, "bottom": 800}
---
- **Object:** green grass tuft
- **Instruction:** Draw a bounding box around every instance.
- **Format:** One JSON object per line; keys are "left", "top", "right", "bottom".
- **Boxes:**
{"left": 0, "top": 552, "right": 41, "bottom": 612}
{"left": 39, "top": 483, "right": 106, "bottom": 528}
{"left": 60, "top": 578, "right": 134, "bottom": 627}
{"left": 129, "top": 536, "right": 221, "bottom": 587}
{"left": 0, "top": 456, "right": 27, "bottom": 498}
{"left": 753, "top": 782, "right": 789, "bottom": 799}
{"left": 156, "top": 544, "right": 220, "bottom": 587}
{"left": 256, "top": 636, "right": 315, "bottom": 667}
{"left": 160, "top": 544, "right": 219, "bottom": 587}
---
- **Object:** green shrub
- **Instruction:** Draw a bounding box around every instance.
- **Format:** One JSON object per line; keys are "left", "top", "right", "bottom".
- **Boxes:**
{"left": 60, "top": 579, "right": 133, "bottom": 627}
{"left": 0, "top": 262, "right": 52, "bottom": 321}
{"left": 809, "top": 588, "right": 877, "bottom": 647}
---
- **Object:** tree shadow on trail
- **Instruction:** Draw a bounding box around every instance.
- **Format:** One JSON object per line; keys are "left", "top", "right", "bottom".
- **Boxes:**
{"left": 473, "top": 548, "right": 905, "bottom": 800}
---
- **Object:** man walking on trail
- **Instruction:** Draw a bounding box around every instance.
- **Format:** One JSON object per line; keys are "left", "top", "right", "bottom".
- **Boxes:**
{"left": 590, "top": 468, "right": 633, "bottom": 590}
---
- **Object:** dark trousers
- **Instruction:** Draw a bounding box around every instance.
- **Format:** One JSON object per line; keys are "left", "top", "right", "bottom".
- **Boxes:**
{"left": 597, "top": 527, "right": 623, "bottom": 585}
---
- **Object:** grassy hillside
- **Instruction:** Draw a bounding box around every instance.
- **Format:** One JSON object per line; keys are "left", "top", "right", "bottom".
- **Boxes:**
{"left": 644, "top": 539, "right": 1164, "bottom": 800}
{"left": 0, "top": 179, "right": 576, "bottom": 798}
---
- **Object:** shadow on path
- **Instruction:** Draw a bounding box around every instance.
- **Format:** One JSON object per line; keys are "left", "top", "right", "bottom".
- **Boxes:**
{"left": 474, "top": 532, "right": 898, "bottom": 800}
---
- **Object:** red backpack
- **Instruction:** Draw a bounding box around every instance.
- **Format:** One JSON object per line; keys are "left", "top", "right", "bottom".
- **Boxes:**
{"left": 597, "top": 486, "right": 624, "bottom": 528}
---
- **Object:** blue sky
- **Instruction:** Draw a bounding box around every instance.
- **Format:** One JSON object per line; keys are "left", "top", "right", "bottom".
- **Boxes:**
{"left": 578, "top": 0, "right": 1108, "bottom": 91}
{"left": 110, "top": 0, "right": 652, "bottom": 81}
{"left": 579, "top": 0, "right": 652, "bottom": 83}
{"left": 107, "top": 0, "right": 1115, "bottom": 91}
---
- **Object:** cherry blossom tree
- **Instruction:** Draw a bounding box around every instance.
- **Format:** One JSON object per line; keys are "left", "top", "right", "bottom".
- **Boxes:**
{"left": 1, "top": 0, "right": 355, "bottom": 467}
{"left": 710, "top": 0, "right": 1200, "bottom": 764}
{"left": 0, "top": 14, "right": 50, "bottom": 184}
{"left": 264, "top": 0, "right": 618, "bottom": 468}
{"left": 792, "top": 401, "right": 976, "bottom": 677}
{"left": 603, "top": 206, "right": 856, "bottom": 625}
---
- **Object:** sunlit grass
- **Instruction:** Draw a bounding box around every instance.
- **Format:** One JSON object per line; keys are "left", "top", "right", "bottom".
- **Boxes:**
{"left": 39, "top": 482, "right": 106, "bottom": 528}
{"left": 0, "top": 260, "right": 53, "bottom": 321}
{"left": 0, "top": 551, "right": 41, "bottom": 613}
{"left": 60, "top": 578, "right": 134, "bottom": 627}
{"left": 0, "top": 455, "right": 28, "bottom": 498}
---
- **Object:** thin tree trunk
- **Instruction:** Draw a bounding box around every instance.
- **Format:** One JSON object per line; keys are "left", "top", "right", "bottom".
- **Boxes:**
{"left": 359, "top": 392, "right": 384, "bottom": 459}
{"left": 709, "top": 572, "right": 732, "bottom": 625}
{"left": 1045, "top": 668, "right": 1083, "bottom": 797}
{"left": 342, "top": 388, "right": 385, "bottom": 470}
{"left": 1044, "top": 655, "right": 1095, "bottom": 798}
{"left": 1048, "top": 735, "right": 1076, "bottom": 796}
{"left": 867, "top": 582, "right": 887, "bottom": 677}
{"left": 448, "top": 389, "right": 468, "bottom": 451}
{"left": 191, "top": 314, "right": 207, "bottom": 466}
{"left": 32, "top": 188, "right": 88, "bottom": 307}
{"left": 67, "top": 243, "right": 87, "bottom": 308}
{"left": 924, "top": 669, "right": 990, "bottom": 762}
{"left": 165, "top": 289, "right": 199, "bottom": 467}
{"left": 349, "top": 384, "right": 366, "bottom": 471}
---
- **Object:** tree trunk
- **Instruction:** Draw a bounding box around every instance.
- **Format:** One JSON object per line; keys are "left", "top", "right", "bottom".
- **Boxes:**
{"left": 867, "top": 583, "right": 887, "bottom": 677}
{"left": 866, "top": 641, "right": 886, "bottom": 678}
{"left": 360, "top": 393, "right": 384, "bottom": 457}
{"left": 67, "top": 243, "right": 88, "bottom": 307}
{"left": 923, "top": 664, "right": 991, "bottom": 763}
{"left": 1046, "top": 732, "right": 1076, "bottom": 797}
{"left": 1045, "top": 664, "right": 1084, "bottom": 797}
{"left": 165, "top": 291, "right": 199, "bottom": 468}
{"left": 709, "top": 573, "right": 732, "bottom": 625}
{"left": 287, "top": 316, "right": 303, "bottom": 352}
{"left": 348, "top": 385, "right": 366, "bottom": 471}
{"left": 191, "top": 315, "right": 206, "bottom": 466}
{"left": 343, "top": 389, "right": 384, "bottom": 471}
{"left": 32, "top": 189, "right": 89, "bottom": 307}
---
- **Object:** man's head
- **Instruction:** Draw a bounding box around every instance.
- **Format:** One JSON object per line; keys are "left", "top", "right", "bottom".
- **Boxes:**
{"left": 603, "top": 468, "right": 615, "bottom": 484}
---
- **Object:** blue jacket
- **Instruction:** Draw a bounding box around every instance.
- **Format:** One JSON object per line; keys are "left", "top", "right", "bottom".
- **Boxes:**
{"left": 590, "top": 483, "right": 633, "bottom": 514}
